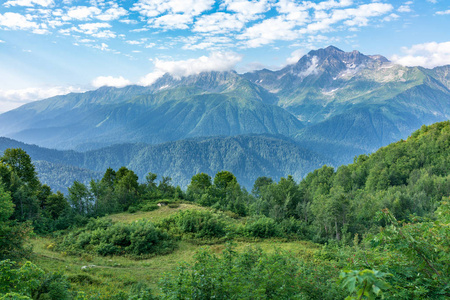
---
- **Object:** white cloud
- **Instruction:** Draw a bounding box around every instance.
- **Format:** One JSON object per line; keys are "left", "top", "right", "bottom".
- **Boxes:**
{"left": 239, "top": 16, "right": 299, "bottom": 48}
{"left": 436, "top": 10, "right": 450, "bottom": 15}
{"left": 238, "top": 2, "right": 392, "bottom": 48}
{"left": 193, "top": 13, "right": 244, "bottom": 34}
{"left": 132, "top": 0, "right": 214, "bottom": 18}
{"left": 3, "top": 0, "right": 53, "bottom": 7}
{"left": 223, "top": 0, "right": 271, "bottom": 21}
{"left": 398, "top": 3, "right": 412, "bottom": 13}
{"left": 64, "top": 6, "right": 101, "bottom": 21}
{"left": 286, "top": 49, "right": 305, "bottom": 65}
{"left": 119, "top": 19, "right": 138, "bottom": 24}
{"left": 92, "top": 76, "right": 131, "bottom": 88}
{"left": 275, "top": 0, "right": 311, "bottom": 28}
{"left": 130, "top": 27, "right": 149, "bottom": 32}
{"left": 139, "top": 52, "right": 243, "bottom": 85}
{"left": 46, "top": 19, "right": 66, "bottom": 28}
{"left": 32, "top": 28, "right": 49, "bottom": 34}
{"left": 0, "top": 40, "right": 5, "bottom": 43}
{"left": 79, "top": 22, "right": 110, "bottom": 32}
{"left": 0, "top": 86, "right": 83, "bottom": 112}
{"left": 92, "top": 30, "right": 116, "bottom": 38}
{"left": 139, "top": 71, "right": 166, "bottom": 86}
{"left": 383, "top": 13, "right": 399, "bottom": 22}
{"left": 78, "top": 38, "right": 95, "bottom": 43}
{"left": 303, "top": 3, "right": 393, "bottom": 33}
{"left": 182, "top": 36, "right": 233, "bottom": 50}
{"left": 311, "top": 0, "right": 353, "bottom": 11}
{"left": 391, "top": 41, "right": 450, "bottom": 68}
{"left": 152, "top": 13, "right": 192, "bottom": 29}
{"left": 0, "top": 12, "right": 40, "bottom": 30}
{"left": 96, "top": 6, "right": 128, "bottom": 21}
{"left": 73, "top": 22, "right": 116, "bottom": 38}
{"left": 297, "top": 56, "right": 319, "bottom": 77}
{"left": 126, "top": 40, "right": 143, "bottom": 45}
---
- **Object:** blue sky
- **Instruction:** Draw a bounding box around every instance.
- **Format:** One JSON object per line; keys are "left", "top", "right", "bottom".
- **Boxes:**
{"left": 0, "top": 0, "right": 449, "bottom": 112}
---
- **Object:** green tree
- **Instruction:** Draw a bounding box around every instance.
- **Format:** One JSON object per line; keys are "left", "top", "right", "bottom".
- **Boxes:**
{"left": 251, "top": 176, "right": 273, "bottom": 198}
{"left": 145, "top": 172, "right": 158, "bottom": 190}
{"left": 0, "top": 185, "right": 32, "bottom": 260}
{"left": 115, "top": 171, "right": 139, "bottom": 210}
{"left": 36, "top": 185, "right": 51, "bottom": 211}
{"left": 188, "top": 173, "right": 212, "bottom": 192}
{"left": 0, "top": 186, "right": 14, "bottom": 222}
{"left": 44, "top": 192, "right": 68, "bottom": 220}
{"left": 68, "top": 181, "right": 92, "bottom": 215}
{"left": 186, "top": 173, "right": 212, "bottom": 201}
{"left": 213, "top": 171, "right": 237, "bottom": 190}
{"left": 0, "top": 149, "right": 39, "bottom": 188}
{"left": 100, "top": 167, "right": 116, "bottom": 189}
{"left": 158, "top": 176, "right": 175, "bottom": 196}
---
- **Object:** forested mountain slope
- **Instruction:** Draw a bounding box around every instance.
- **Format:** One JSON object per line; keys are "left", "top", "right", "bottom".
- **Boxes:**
{"left": 0, "top": 135, "right": 330, "bottom": 191}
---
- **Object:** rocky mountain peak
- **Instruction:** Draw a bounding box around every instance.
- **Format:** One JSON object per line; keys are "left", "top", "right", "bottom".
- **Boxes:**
{"left": 285, "top": 46, "right": 389, "bottom": 79}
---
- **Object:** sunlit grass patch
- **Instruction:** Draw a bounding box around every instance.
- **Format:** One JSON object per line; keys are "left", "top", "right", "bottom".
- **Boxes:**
{"left": 108, "top": 203, "right": 207, "bottom": 224}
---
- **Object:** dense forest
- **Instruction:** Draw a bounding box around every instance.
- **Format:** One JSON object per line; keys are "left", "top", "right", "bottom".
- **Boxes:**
{"left": 1, "top": 121, "right": 450, "bottom": 299}
{"left": 0, "top": 134, "right": 330, "bottom": 192}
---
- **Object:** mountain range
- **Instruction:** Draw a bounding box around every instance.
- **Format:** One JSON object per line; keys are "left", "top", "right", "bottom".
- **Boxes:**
{"left": 1, "top": 46, "right": 449, "bottom": 191}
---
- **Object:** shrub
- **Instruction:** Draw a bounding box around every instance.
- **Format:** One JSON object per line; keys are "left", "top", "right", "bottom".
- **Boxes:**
{"left": 128, "top": 206, "right": 138, "bottom": 213}
{"left": 127, "top": 220, "right": 175, "bottom": 256}
{"left": 140, "top": 204, "right": 159, "bottom": 212}
{"left": 56, "top": 219, "right": 176, "bottom": 258}
{"left": 243, "top": 215, "right": 278, "bottom": 238}
{"left": 158, "top": 210, "right": 227, "bottom": 239}
{"left": 277, "top": 217, "right": 309, "bottom": 239}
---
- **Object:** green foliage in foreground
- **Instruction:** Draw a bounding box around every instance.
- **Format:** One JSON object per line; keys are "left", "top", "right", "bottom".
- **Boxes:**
{"left": 0, "top": 260, "right": 70, "bottom": 300}
{"left": 340, "top": 269, "right": 391, "bottom": 300}
{"left": 159, "top": 244, "right": 345, "bottom": 300}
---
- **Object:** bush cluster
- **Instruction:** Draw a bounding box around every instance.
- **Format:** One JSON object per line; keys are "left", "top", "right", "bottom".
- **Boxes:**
{"left": 56, "top": 218, "right": 176, "bottom": 258}
{"left": 239, "top": 216, "right": 308, "bottom": 239}
{"left": 158, "top": 210, "right": 228, "bottom": 239}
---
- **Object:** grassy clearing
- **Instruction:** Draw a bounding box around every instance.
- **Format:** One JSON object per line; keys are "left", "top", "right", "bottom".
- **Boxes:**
{"left": 30, "top": 237, "right": 200, "bottom": 298}
{"left": 28, "top": 203, "right": 322, "bottom": 298}
{"left": 30, "top": 238, "right": 320, "bottom": 297}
